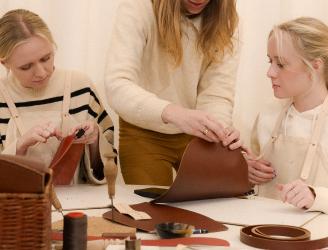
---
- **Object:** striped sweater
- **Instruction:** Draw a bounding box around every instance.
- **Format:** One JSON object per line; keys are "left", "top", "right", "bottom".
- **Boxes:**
{"left": 0, "top": 68, "right": 117, "bottom": 184}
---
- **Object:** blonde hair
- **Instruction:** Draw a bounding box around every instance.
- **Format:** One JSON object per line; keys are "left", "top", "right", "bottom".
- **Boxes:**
{"left": 152, "top": 0, "right": 238, "bottom": 66}
{"left": 270, "top": 17, "right": 328, "bottom": 88}
{"left": 0, "top": 9, "right": 55, "bottom": 61}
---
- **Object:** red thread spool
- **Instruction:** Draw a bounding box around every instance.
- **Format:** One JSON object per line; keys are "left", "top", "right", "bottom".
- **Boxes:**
{"left": 63, "top": 212, "right": 87, "bottom": 250}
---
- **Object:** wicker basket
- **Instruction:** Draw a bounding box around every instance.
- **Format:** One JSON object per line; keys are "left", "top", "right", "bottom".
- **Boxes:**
{"left": 0, "top": 172, "right": 51, "bottom": 250}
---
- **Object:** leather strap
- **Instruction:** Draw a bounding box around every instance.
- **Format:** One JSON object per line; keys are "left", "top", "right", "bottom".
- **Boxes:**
{"left": 300, "top": 96, "right": 328, "bottom": 180}
{"left": 256, "top": 100, "right": 292, "bottom": 161}
{"left": 62, "top": 72, "right": 72, "bottom": 132}
{"left": 240, "top": 224, "right": 328, "bottom": 250}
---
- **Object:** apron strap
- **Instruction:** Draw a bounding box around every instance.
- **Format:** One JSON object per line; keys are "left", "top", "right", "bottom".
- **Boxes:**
{"left": 62, "top": 71, "right": 71, "bottom": 120}
{"left": 61, "top": 71, "right": 72, "bottom": 134}
{"left": 300, "top": 96, "right": 328, "bottom": 180}
{"left": 0, "top": 80, "right": 25, "bottom": 136}
{"left": 256, "top": 101, "right": 292, "bottom": 160}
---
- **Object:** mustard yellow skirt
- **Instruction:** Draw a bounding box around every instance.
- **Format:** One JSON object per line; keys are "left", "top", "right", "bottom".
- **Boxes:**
{"left": 119, "top": 118, "right": 191, "bottom": 185}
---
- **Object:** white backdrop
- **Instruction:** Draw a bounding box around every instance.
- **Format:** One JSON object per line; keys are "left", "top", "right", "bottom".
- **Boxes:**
{"left": 1, "top": 0, "right": 328, "bottom": 147}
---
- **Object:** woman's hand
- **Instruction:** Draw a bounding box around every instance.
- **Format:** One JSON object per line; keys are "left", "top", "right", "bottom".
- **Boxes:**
{"left": 70, "top": 120, "right": 99, "bottom": 144}
{"left": 16, "top": 121, "right": 62, "bottom": 155}
{"left": 242, "top": 147, "right": 276, "bottom": 185}
{"left": 276, "top": 180, "right": 315, "bottom": 209}
{"left": 222, "top": 126, "right": 242, "bottom": 150}
{"left": 161, "top": 104, "right": 225, "bottom": 143}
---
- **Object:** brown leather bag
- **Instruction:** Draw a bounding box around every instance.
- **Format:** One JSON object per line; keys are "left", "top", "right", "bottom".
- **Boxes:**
{"left": 153, "top": 138, "right": 252, "bottom": 203}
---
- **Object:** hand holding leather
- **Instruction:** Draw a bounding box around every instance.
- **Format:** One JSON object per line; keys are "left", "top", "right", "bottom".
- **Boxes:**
{"left": 70, "top": 120, "right": 98, "bottom": 144}
{"left": 222, "top": 126, "right": 242, "bottom": 150}
{"left": 242, "top": 147, "right": 275, "bottom": 185}
{"left": 161, "top": 103, "right": 224, "bottom": 143}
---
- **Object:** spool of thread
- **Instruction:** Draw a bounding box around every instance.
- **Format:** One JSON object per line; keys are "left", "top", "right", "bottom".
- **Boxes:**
{"left": 125, "top": 239, "right": 141, "bottom": 250}
{"left": 63, "top": 212, "right": 87, "bottom": 250}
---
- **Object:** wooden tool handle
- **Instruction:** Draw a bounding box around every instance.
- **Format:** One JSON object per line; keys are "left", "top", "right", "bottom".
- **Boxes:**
{"left": 104, "top": 160, "right": 118, "bottom": 198}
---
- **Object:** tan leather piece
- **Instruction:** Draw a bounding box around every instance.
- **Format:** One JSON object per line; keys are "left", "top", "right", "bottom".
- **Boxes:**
{"left": 153, "top": 138, "right": 252, "bottom": 203}
{"left": 103, "top": 202, "right": 227, "bottom": 233}
{"left": 0, "top": 154, "right": 50, "bottom": 193}
{"left": 240, "top": 224, "right": 328, "bottom": 250}
{"left": 49, "top": 135, "right": 84, "bottom": 185}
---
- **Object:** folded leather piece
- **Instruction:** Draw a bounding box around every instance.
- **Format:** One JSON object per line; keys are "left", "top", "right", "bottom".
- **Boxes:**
{"left": 49, "top": 135, "right": 84, "bottom": 185}
{"left": 103, "top": 202, "right": 227, "bottom": 233}
{"left": 153, "top": 138, "right": 252, "bottom": 203}
{"left": 0, "top": 154, "right": 50, "bottom": 193}
{"left": 240, "top": 224, "right": 328, "bottom": 250}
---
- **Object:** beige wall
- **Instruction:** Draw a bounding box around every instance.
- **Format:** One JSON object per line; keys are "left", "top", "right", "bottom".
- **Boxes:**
{"left": 1, "top": 0, "right": 328, "bottom": 147}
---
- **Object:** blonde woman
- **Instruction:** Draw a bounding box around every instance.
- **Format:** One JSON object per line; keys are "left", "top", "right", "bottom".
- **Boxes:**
{"left": 0, "top": 9, "right": 117, "bottom": 192}
{"left": 105, "top": 0, "right": 241, "bottom": 185}
{"left": 245, "top": 17, "right": 328, "bottom": 213}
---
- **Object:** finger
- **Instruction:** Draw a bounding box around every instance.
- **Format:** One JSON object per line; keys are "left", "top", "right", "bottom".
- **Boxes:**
{"left": 255, "top": 158, "right": 272, "bottom": 166}
{"left": 248, "top": 172, "right": 271, "bottom": 184}
{"left": 249, "top": 176, "right": 260, "bottom": 185}
{"left": 228, "top": 139, "right": 242, "bottom": 150}
{"left": 248, "top": 166, "right": 274, "bottom": 181}
{"left": 249, "top": 170, "right": 275, "bottom": 181}
{"left": 297, "top": 199, "right": 309, "bottom": 209}
{"left": 251, "top": 161, "right": 275, "bottom": 174}
{"left": 222, "top": 129, "right": 240, "bottom": 147}
{"left": 289, "top": 192, "right": 304, "bottom": 207}
{"left": 32, "top": 133, "right": 48, "bottom": 143}
{"left": 200, "top": 127, "right": 219, "bottom": 142}
{"left": 54, "top": 128, "right": 63, "bottom": 140}
{"left": 279, "top": 183, "right": 294, "bottom": 202}
{"left": 205, "top": 118, "right": 224, "bottom": 140}
{"left": 241, "top": 145, "right": 251, "bottom": 154}
{"left": 195, "top": 130, "right": 216, "bottom": 143}
{"left": 35, "top": 126, "right": 51, "bottom": 139}
{"left": 285, "top": 187, "right": 298, "bottom": 203}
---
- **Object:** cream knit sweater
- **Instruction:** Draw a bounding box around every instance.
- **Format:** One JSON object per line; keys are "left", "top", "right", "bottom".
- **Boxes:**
{"left": 105, "top": 0, "right": 240, "bottom": 134}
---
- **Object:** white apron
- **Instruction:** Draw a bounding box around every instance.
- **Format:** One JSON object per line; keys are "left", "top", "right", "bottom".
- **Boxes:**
{"left": 257, "top": 97, "right": 328, "bottom": 199}
{"left": 0, "top": 73, "right": 79, "bottom": 168}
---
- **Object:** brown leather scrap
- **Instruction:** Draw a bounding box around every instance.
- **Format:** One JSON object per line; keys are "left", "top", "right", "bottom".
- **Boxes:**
{"left": 103, "top": 202, "right": 227, "bottom": 233}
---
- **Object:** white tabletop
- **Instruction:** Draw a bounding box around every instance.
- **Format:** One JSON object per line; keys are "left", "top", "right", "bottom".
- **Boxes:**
{"left": 52, "top": 184, "right": 327, "bottom": 249}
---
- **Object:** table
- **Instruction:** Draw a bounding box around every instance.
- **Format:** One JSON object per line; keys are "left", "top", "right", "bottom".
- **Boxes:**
{"left": 52, "top": 184, "right": 327, "bottom": 249}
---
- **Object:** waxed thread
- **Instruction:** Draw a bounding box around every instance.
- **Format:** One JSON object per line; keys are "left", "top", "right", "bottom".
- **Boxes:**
{"left": 63, "top": 212, "right": 87, "bottom": 250}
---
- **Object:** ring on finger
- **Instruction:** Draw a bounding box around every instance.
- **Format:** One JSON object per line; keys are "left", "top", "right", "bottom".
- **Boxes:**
{"left": 202, "top": 128, "right": 209, "bottom": 136}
